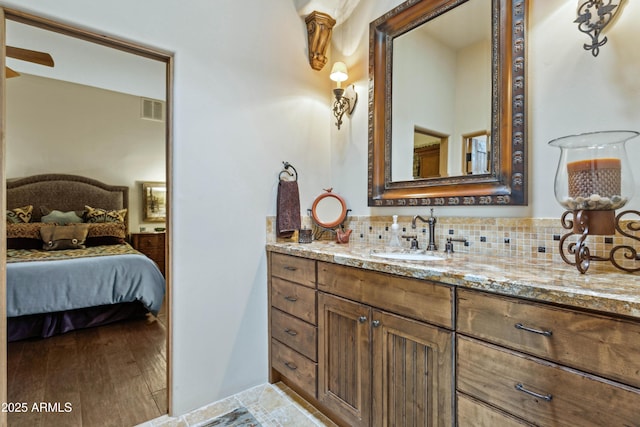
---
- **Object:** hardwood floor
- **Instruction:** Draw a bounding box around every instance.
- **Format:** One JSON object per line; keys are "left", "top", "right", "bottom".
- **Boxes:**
{"left": 7, "top": 314, "right": 167, "bottom": 427}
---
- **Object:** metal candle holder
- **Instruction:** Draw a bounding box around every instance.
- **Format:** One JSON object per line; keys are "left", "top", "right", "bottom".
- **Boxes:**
{"left": 550, "top": 131, "right": 640, "bottom": 274}
{"left": 559, "top": 209, "right": 640, "bottom": 274}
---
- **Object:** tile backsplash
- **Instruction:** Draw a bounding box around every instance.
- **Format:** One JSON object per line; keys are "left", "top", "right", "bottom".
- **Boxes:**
{"left": 267, "top": 214, "right": 639, "bottom": 269}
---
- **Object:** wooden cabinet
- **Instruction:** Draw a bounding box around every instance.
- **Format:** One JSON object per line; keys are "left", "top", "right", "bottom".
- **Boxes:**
{"left": 130, "top": 232, "right": 165, "bottom": 276}
{"left": 371, "top": 309, "right": 453, "bottom": 427}
{"left": 268, "top": 253, "right": 318, "bottom": 398}
{"left": 317, "top": 262, "right": 454, "bottom": 427}
{"left": 456, "top": 288, "right": 640, "bottom": 426}
{"left": 317, "top": 293, "right": 372, "bottom": 427}
{"left": 268, "top": 249, "right": 640, "bottom": 426}
{"left": 317, "top": 261, "right": 453, "bottom": 329}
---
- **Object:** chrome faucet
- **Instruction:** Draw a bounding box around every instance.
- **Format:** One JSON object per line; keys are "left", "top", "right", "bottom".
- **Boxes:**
{"left": 412, "top": 208, "right": 437, "bottom": 251}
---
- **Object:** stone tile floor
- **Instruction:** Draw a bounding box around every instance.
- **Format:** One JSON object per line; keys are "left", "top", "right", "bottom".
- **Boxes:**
{"left": 137, "top": 382, "right": 337, "bottom": 427}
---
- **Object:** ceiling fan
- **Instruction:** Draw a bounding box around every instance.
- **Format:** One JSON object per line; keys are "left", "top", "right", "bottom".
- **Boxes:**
{"left": 5, "top": 45, "right": 55, "bottom": 78}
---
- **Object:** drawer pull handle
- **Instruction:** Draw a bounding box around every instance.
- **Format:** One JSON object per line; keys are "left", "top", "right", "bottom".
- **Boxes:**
{"left": 358, "top": 316, "right": 368, "bottom": 323}
{"left": 284, "top": 362, "right": 298, "bottom": 370}
{"left": 283, "top": 266, "right": 298, "bottom": 271}
{"left": 284, "top": 328, "right": 298, "bottom": 336}
{"left": 515, "top": 383, "right": 552, "bottom": 401}
{"left": 515, "top": 323, "right": 552, "bottom": 337}
{"left": 284, "top": 296, "right": 298, "bottom": 302}
{"left": 372, "top": 320, "right": 381, "bottom": 328}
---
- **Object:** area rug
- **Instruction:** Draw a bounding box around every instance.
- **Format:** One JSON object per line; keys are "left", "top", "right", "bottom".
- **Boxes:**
{"left": 201, "top": 407, "right": 262, "bottom": 427}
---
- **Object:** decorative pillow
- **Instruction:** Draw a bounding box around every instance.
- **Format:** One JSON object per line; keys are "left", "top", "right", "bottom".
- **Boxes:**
{"left": 41, "top": 210, "right": 84, "bottom": 225}
{"left": 84, "top": 205, "right": 127, "bottom": 223}
{"left": 40, "top": 224, "right": 90, "bottom": 251}
{"left": 40, "top": 206, "right": 86, "bottom": 219}
{"left": 7, "top": 237, "right": 42, "bottom": 250}
{"left": 85, "top": 222, "right": 126, "bottom": 246}
{"left": 7, "top": 222, "right": 42, "bottom": 249}
{"left": 86, "top": 222, "right": 126, "bottom": 239}
{"left": 6, "top": 205, "right": 33, "bottom": 224}
{"left": 85, "top": 236, "right": 125, "bottom": 246}
{"left": 7, "top": 222, "right": 43, "bottom": 239}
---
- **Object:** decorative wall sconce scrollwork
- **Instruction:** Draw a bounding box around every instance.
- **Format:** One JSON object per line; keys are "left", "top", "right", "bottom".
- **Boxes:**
{"left": 329, "top": 62, "right": 357, "bottom": 129}
{"left": 574, "top": 0, "right": 623, "bottom": 57}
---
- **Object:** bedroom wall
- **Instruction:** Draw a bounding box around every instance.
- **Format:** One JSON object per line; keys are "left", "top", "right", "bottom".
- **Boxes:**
{"left": 5, "top": 74, "right": 166, "bottom": 232}
{"left": 0, "top": 0, "right": 332, "bottom": 417}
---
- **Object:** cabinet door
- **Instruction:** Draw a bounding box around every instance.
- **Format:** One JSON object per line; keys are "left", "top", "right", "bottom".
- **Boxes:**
{"left": 372, "top": 310, "right": 453, "bottom": 427}
{"left": 318, "top": 292, "right": 372, "bottom": 427}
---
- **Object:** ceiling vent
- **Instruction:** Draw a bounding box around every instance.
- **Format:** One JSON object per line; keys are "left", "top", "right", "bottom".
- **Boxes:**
{"left": 141, "top": 98, "right": 164, "bottom": 122}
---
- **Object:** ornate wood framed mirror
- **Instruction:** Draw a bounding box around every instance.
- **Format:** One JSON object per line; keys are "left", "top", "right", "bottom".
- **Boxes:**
{"left": 368, "top": 0, "right": 527, "bottom": 207}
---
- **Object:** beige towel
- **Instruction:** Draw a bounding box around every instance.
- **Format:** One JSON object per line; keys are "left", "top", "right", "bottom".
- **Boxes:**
{"left": 277, "top": 180, "right": 301, "bottom": 238}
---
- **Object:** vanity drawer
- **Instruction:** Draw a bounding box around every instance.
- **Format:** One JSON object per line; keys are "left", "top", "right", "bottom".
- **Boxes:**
{"left": 457, "top": 336, "right": 640, "bottom": 427}
{"left": 457, "top": 393, "right": 532, "bottom": 427}
{"left": 271, "top": 277, "right": 317, "bottom": 324}
{"left": 271, "top": 308, "right": 317, "bottom": 361}
{"left": 271, "top": 253, "right": 316, "bottom": 288}
{"left": 317, "top": 261, "right": 453, "bottom": 328}
{"left": 271, "top": 338, "right": 317, "bottom": 398}
{"left": 457, "top": 288, "right": 640, "bottom": 388}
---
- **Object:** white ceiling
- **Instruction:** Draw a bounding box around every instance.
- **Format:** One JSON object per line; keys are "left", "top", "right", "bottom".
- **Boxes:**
{"left": 5, "top": 19, "right": 166, "bottom": 100}
{"left": 294, "top": 0, "right": 361, "bottom": 25}
{"left": 415, "top": 0, "right": 491, "bottom": 51}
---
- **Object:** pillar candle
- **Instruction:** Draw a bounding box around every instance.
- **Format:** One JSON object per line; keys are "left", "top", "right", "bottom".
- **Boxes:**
{"left": 567, "top": 157, "right": 621, "bottom": 198}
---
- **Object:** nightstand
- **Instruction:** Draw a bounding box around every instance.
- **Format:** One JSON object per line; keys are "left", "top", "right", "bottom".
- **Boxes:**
{"left": 130, "top": 232, "right": 165, "bottom": 276}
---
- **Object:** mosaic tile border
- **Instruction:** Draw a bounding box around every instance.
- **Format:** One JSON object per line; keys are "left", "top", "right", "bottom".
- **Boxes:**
{"left": 267, "top": 215, "right": 639, "bottom": 268}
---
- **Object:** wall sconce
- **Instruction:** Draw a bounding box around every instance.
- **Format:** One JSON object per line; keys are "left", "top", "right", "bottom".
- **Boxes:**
{"left": 574, "top": 0, "right": 623, "bottom": 57}
{"left": 549, "top": 130, "right": 640, "bottom": 274}
{"left": 329, "top": 62, "right": 357, "bottom": 130}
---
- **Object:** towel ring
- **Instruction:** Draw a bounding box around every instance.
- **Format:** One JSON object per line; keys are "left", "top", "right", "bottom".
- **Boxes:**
{"left": 279, "top": 161, "right": 298, "bottom": 181}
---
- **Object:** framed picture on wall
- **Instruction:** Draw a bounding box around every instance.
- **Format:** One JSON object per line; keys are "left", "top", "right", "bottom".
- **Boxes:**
{"left": 142, "top": 182, "right": 166, "bottom": 222}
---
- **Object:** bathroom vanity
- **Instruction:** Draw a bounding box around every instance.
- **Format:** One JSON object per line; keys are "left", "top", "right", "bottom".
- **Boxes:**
{"left": 266, "top": 241, "right": 640, "bottom": 427}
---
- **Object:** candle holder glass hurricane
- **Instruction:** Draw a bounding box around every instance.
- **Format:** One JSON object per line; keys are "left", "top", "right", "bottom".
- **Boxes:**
{"left": 549, "top": 131, "right": 640, "bottom": 273}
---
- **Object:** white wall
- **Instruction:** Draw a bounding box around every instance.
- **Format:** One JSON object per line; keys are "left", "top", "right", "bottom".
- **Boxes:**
{"left": 6, "top": 74, "right": 165, "bottom": 232}
{"left": 1, "top": 0, "right": 332, "bottom": 417}
{"left": 331, "top": 0, "right": 640, "bottom": 219}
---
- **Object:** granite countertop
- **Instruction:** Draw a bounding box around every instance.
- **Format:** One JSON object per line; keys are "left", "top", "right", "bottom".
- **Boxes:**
{"left": 266, "top": 241, "right": 640, "bottom": 320}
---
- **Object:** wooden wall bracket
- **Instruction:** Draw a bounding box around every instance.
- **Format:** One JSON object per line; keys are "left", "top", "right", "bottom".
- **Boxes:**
{"left": 305, "top": 11, "right": 336, "bottom": 71}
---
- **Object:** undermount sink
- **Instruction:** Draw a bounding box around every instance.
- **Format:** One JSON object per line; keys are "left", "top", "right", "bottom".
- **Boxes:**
{"left": 370, "top": 251, "right": 444, "bottom": 261}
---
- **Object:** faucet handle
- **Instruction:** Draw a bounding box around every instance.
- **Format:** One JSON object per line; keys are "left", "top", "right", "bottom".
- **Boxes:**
{"left": 445, "top": 240, "right": 454, "bottom": 254}
{"left": 445, "top": 237, "right": 467, "bottom": 253}
{"left": 402, "top": 235, "right": 419, "bottom": 250}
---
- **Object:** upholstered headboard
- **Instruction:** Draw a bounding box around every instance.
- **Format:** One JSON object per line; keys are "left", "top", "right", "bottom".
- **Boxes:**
{"left": 7, "top": 174, "right": 129, "bottom": 230}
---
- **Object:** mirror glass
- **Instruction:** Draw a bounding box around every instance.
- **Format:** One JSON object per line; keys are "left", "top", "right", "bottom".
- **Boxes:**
{"left": 392, "top": 0, "right": 491, "bottom": 181}
{"left": 311, "top": 191, "right": 347, "bottom": 229}
{"left": 368, "top": 0, "right": 528, "bottom": 207}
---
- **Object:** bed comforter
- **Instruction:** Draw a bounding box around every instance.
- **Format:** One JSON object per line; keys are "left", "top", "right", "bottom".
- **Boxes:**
{"left": 6, "top": 243, "right": 165, "bottom": 317}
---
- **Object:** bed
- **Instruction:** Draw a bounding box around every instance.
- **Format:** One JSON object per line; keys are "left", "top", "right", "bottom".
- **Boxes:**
{"left": 6, "top": 174, "right": 165, "bottom": 342}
